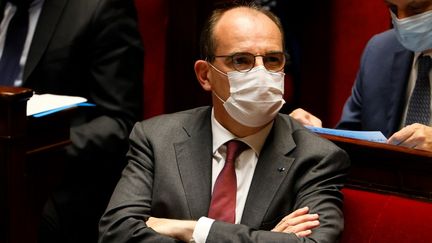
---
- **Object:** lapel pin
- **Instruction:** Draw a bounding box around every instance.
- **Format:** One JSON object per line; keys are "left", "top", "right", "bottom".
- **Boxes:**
{"left": 277, "top": 167, "right": 286, "bottom": 172}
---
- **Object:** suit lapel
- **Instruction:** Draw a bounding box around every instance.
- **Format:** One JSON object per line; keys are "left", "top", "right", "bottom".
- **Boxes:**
{"left": 386, "top": 49, "right": 413, "bottom": 135}
{"left": 23, "top": 0, "right": 68, "bottom": 81}
{"left": 241, "top": 116, "right": 296, "bottom": 228}
{"left": 174, "top": 108, "right": 213, "bottom": 219}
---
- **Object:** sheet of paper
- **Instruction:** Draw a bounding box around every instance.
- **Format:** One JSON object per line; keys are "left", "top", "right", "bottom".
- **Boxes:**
{"left": 306, "top": 126, "right": 388, "bottom": 143}
{"left": 27, "top": 94, "right": 87, "bottom": 116}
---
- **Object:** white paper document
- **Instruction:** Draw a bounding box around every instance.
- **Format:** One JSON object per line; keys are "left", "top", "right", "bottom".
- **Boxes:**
{"left": 27, "top": 94, "right": 88, "bottom": 117}
{"left": 306, "top": 126, "right": 388, "bottom": 143}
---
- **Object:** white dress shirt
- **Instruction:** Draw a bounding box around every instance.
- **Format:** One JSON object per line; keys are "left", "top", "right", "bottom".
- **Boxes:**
{"left": 399, "top": 50, "right": 432, "bottom": 129}
{"left": 0, "top": 0, "right": 44, "bottom": 86}
{"left": 192, "top": 109, "right": 273, "bottom": 243}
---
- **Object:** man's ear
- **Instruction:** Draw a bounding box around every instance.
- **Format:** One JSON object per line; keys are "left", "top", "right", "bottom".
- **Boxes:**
{"left": 194, "top": 60, "right": 212, "bottom": 91}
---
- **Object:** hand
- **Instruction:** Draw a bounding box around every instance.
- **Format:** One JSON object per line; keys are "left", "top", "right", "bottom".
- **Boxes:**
{"left": 289, "top": 108, "right": 322, "bottom": 127}
{"left": 271, "top": 207, "right": 320, "bottom": 237}
{"left": 146, "top": 217, "right": 197, "bottom": 242}
{"left": 388, "top": 123, "right": 432, "bottom": 152}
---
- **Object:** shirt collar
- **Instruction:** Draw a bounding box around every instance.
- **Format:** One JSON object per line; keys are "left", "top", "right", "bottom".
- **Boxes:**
{"left": 211, "top": 108, "right": 273, "bottom": 156}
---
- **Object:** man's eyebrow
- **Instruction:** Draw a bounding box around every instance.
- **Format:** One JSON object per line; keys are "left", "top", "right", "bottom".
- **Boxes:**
{"left": 406, "top": 0, "right": 432, "bottom": 9}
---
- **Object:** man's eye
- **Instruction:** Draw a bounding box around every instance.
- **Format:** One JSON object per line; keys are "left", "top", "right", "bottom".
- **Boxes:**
{"left": 233, "top": 56, "right": 252, "bottom": 65}
{"left": 265, "top": 56, "right": 281, "bottom": 64}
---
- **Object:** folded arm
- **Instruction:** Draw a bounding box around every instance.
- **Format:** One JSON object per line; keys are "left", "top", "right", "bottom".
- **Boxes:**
{"left": 146, "top": 206, "right": 320, "bottom": 242}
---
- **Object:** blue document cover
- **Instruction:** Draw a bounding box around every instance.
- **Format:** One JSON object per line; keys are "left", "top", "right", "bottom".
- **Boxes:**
{"left": 31, "top": 102, "right": 95, "bottom": 117}
{"left": 27, "top": 94, "right": 95, "bottom": 117}
{"left": 306, "top": 126, "right": 387, "bottom": 143}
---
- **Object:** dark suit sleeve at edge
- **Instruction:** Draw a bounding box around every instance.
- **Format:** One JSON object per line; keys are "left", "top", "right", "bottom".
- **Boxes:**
{"left": 336, "top": 34, "right": 374, "bottom": 131}
{"left": 68, "top": 0, "right": 144, "bottom": 160}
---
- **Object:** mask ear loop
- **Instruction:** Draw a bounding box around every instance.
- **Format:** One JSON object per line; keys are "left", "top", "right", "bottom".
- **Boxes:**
{"left": 206, "top": 61, "right": 229, "bottom": 103}
{"left": 213, "top": 90, "right": 227, "bottom": 104}
{"left": 207, "top": 61, "right": 228, "bottom": 76}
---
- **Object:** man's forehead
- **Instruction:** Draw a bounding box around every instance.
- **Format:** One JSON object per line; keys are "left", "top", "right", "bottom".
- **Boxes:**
{"left": 217, "top": 7, "right": 264, "bottom": 25}
{"left": 214, "top": 7, "right": 279, "bottom": 35}
{"left": 211, "top": 6, "right": 283, "bottom": 54}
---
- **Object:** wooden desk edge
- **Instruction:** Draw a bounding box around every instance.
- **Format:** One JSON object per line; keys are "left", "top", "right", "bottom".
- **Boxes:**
{"left": 0, "top": 86, "right": 33, "bottom": 102}
{"left": 319, "top": 133, "right": 432, "bottom": 158}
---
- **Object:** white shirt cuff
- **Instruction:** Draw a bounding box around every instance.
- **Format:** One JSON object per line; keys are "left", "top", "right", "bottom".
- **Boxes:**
{"left": 192, "top": 217, "right": 214, "bottom": 243}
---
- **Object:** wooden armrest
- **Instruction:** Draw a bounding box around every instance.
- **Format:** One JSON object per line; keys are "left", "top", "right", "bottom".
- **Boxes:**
{"left": 0, "top": 86, "right": 33, "bottom": 102}
{"left": 0, "top": 86, "right": 33, "bottom": 137}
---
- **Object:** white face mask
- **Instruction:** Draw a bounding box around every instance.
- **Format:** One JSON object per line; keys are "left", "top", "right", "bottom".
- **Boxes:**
{"left": 391, "top": 10, "right": 432, "bottom": 52}
{"left": 210, "top": 64, "right": 286, "bottom": 127}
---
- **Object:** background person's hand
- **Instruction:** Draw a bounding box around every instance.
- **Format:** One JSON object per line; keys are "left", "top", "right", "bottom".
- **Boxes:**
{"left": 289, "top": 108, "right": 323, "bottom": 127}
{"left": 388, "top": 123, "right": 432, "bottom": 152}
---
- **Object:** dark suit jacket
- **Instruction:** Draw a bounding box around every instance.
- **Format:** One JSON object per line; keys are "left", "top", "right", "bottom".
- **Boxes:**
{"left": 22, "top": 0, "right": 143, "bottom": 165}
{"left": 336, "top": 29, "right": 413, "bottom": 138}
{"left": 99, "top": 106, "right": 350, "bottom": 243}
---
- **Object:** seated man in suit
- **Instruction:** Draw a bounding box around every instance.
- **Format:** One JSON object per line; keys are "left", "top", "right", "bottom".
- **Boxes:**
{"left": 290, "top": 0, "right": 432, "bottom": 152}
{"left": 0, "top": 0, "right": 143, "bottom": 242}
{"left": 99, "top": 3, "right": 350, "bottom": 243}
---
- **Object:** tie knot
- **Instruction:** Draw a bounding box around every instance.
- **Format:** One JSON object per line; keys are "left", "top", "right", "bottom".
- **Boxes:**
{"left": 225, "top": 140, "right": 248, "bottom": 164}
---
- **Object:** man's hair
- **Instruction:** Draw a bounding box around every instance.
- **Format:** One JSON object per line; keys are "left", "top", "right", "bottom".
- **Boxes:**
{"left": 200, "top": 1, "right": 285, "bottom": 61}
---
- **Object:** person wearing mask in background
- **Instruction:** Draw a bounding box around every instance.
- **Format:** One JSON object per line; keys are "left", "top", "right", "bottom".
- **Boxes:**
{"left": 0, "top": 0, "right": 143, "bottom": 242}
{"left": 99, "top": 3, "right": 349, "bottom": 243}
{"left": 290, "top": 0, "right": 432, "bottom": 152}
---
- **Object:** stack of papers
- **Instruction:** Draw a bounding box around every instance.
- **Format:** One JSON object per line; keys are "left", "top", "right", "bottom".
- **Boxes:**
{"left": 27, "top": 94, "right": 92, "bottom": 117}
{"left": 306, "top": 126, "right": 388, "bottom": 143}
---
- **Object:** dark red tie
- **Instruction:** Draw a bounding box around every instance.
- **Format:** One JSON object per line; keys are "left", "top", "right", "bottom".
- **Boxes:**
{"left": 208, "top": 140, "right": 248, "bottom": 223}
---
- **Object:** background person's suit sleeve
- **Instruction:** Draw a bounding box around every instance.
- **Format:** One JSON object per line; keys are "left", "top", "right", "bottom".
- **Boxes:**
{"left": 65, "top": 0, "right": 144, "bottom": 162}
